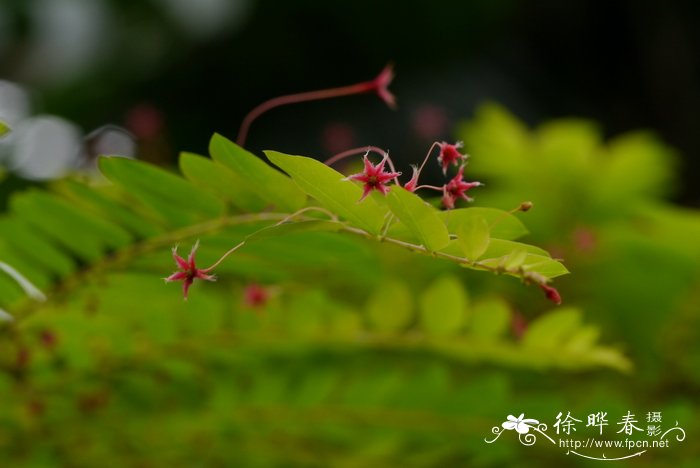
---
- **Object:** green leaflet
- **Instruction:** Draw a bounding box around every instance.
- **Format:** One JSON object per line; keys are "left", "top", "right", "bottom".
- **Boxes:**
{"left": 386, "top": 188, "right": 450, "bottom": 251}
{"left": 522, "top": 255, "right": 569, "bottom": 278}
{"left": 99, "top": 156, "right": 225, "bottom": 221}
{"left": 477, "top": 253, "right": 568, "bottom": 279}
{"left": 366, "top": 279, "right": 414, "bottom": 333}
{"left": 502, "top": 249, "right": 529, "bottom": 270}
{"left": 209, "top": 134, "right": 306, "bottom": 212}
{"left": 467, "top": 297, "right": 511, "bottom": 339}
{"left": 522, "top": 308, "right": 584, "bottom": 349}
{"left": 441, "top": 207, "right": 528, "bottom": 240}
{"left": 419, "top": 275, "right": 469, "bottom": 337}
{"left": 389, "top": 206, "right": 528, "bottom": 245}
{"left": 456, "top": 215, "right": 490, "bottom": 261}
{"left": 0, "top": 217, "right": 76, "bottom": 277}
{"left": 0, "top": 243, "right": 52, "bottom": 290}
{"left": 10, "top": 190, "right": 132, "bottom": 261}
{"left": 55, "top": 180, "right": 163, "bottom": 238}
{"left": 0, "top": 273, "right": 23, "bottom": 306}
{"left": 0, "top": 121, "right": 9, "bottom": 137}
{"left": 265, "top": 151, "right": 387, "bottom": 235}
{"left": 481, "top": 238, "right": 550, "bottom": 258}
{"left": 179, "top": 151, "right": 268, "bottom": 212}
{"left": 29, "top": 191, "right": 133, "bottom": 249}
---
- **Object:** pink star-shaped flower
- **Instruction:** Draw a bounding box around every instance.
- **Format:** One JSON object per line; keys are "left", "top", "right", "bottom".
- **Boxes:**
{"left": 345, "top": 153, "right": 401, "bottom": 201}
{"left": 437, "top": 141, "right": 467, "bottom": 174}
{"left": 369, "top": 64, "right": 397, "bottom": 109}
{"left": 441, "top": 166, "right": 481, "bottom": 209}
{"left": 164, "top": 241, "right": 216, "bottom": 299}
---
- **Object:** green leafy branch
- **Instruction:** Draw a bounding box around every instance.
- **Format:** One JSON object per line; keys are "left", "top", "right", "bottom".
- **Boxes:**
{"left": 0, "top": 133, "right": 568, "bottom": 314}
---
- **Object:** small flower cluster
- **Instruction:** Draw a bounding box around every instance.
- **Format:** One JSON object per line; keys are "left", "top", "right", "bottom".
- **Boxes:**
{"left": 343, "top": 141, "right": 481, "bottom": 208}
{"left": 164, "top": 65, "right": 562, "bottom": 306}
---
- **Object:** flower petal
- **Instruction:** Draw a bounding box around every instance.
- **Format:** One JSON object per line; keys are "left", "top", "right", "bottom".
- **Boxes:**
{"left": 374, "top": 154, "right": 388, "bottom": 173}
{"left": 375, "top": 183, "right": 390, "bottom": 196}
{"left": 362, "top": 154, "right": 374, "bottom": 174}
{"left": 172, "top": 246, "right": 189, "bottom": 270}
{"left": 182, "top": 277, "right": 193, "bottom": 300}
{"left": 195, "top": 270, "right": 217, "bottom": 282}
{"left": 347, "top": 173, "right": 370, "bottom": 183}
{"left": 165, "top": 271, "right": 188, "bottom": 282}
{"left": 187, "top": 240, "right": 200, "bottom": 269}
{"left": 358, "top": 183, "right": 373, "bottom": 201}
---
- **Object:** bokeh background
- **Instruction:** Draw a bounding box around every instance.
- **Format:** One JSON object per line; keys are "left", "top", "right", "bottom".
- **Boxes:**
{"left": 2, "top": 1, "right": 700, "bottom": 467}
{"left": 1, "top": 0, "right": 699, "bottom": 204}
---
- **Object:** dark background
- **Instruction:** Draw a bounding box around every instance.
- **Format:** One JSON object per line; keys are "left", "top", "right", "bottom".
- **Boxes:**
{"left": 2, "top": 0, "right": 699, "bottom": 205}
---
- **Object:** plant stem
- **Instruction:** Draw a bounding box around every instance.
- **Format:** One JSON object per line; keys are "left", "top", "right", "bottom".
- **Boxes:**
{"left": 416, "top": 141, "right": 439, "bottom": 177}
{"left": 324, "top": 146, "right": 387, "bottom": 167}
{"left": 237, "top": 82, "right": 376, "bottom": 146}
{"left": 414, "top": 185, "right": 444, "bottom": 192}
{"left": 202, "top": 207, "right": 339, "bottom": 272}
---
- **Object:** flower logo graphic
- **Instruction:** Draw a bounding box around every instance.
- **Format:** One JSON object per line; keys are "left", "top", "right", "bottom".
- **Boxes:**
{"left": 502, "top": 414, "right": 540, "bottom": 434}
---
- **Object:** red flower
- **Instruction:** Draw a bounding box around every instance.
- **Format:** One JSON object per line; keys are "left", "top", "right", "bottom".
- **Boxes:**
{"left": 540, "top": 284, "right": 562, "bottom": 305}
{"left": 164, "top": 241, "right": 216, "bottom": 299}
{"left": 370, "top": 64, "right": 397, "bottom": 109}
{"left": 437, "top": 141, "right": 467, "bottom": 174}
{"left": 441, "top": 166, "right": 481, "bottom": 209}
{"left": 345, "top": 153, "right": 401, "bottom": 201}
{"left": 403, "top": 165, "right": 420, "bottom": 192}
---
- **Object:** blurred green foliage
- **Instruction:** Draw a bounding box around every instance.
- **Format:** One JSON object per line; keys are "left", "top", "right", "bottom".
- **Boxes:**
{"left": 0, "top": 107, "right": 698, "bottom": 466}
{"left": 459, "top": 104, "right": 700, "bottom": 377}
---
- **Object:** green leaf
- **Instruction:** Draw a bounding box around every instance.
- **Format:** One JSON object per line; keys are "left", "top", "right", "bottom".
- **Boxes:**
{"left": 477, "top": 254, "right": 569, "bottom": 279}
{"left": 456, "top": 215, "right": 490, "bottom": 261}
{"left": 246, "top": 220, "right": 342, "bottom": 242}
{"left": 0, "top": 217, "right": 76, "bottom": 277}
{"left": 28, "top": 191, "right": 132, "bottom": 249}
{"left": 209, "top": 134, "right": 306, "bottom": 212}
{"left": 419, "top": 275, "right": 469, "bottom": 337}
{"left": 0, "top": 273, "right": 23, "bottom": 306}
{"left": 10, "top": 190, "right": 132, "bottom": 261}
{"left": 522, "top": 308, "right": 582, "bottom": 349}
{"left": 522, "top": 255, "right": 569, "bottom": 278}
{"left": 386, "top": 188, "right": 450, "bottom": 251}
{"left": 55, "top": 180, "right": 163, "bottom": 239}
{"left": 468, "top": 298, "right": 511, "bottom": 339}
{"left": 0, "top": 121, "right": 9, "bottom": 138}
{"left": 502, "top": 249, "right": 528, "bottom": 270}
{"left": 99, "top": 156, "right": 225, "bottom": 219}
{"left": 179, "top": 152, "right": 268, "bottom": 212}
{"left": 565, "top": 325, "right": 601, "bottom": 352}
{"left": 366, "top": 279, "right": 414, "bottom": 333}
{"left": 481, "top": 239, "right": 550, "bottom": 259}
{"left": 265, "top": 151, "right": 387, "bottom": 235}
{"left": 0, "top": 245, "right": 52, "bottom": 290}
{"left": 441, "top": 207, "right": 528, "bottom": 240}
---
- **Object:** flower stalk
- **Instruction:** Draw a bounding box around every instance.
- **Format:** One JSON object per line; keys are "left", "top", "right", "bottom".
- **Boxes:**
{"left": 236, "top": 64, "right": 396, "bottom": 146}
